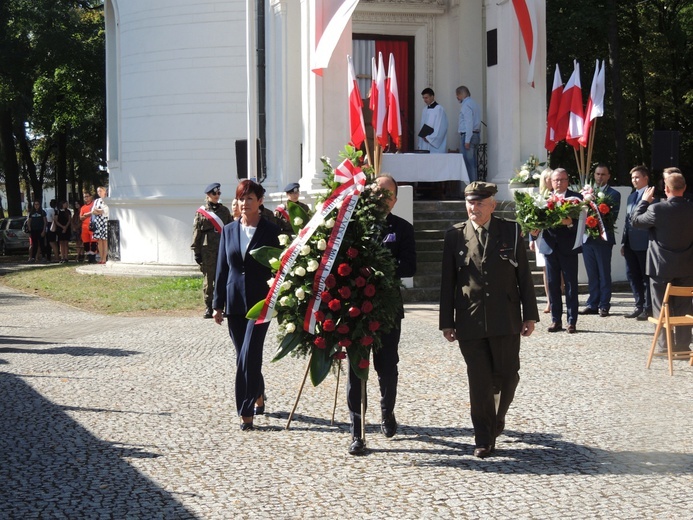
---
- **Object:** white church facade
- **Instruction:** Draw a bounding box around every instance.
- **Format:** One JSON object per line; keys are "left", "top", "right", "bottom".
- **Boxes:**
{"left": 104, "top": 0, "right": 546, "bottom": 265}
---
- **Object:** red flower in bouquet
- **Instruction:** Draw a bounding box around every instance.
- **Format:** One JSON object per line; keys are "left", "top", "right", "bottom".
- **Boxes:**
{"left": 337, "top": 263, "right": 352, "bottom": 277}
{"left": 346, "top": 247, "right": 359, "bottom": 259}
{"left": 320, "top": 290, "right": 333, "bottom": 303}
{"left": 334, "top": 351, "right": 346, "bottom": 360}
{"left": 361, "top": 300, "right": 374, "bottom": 314}
{"left": 348, "top": 306, "right": 361, "bottom": 318}
{"left": 358, "top": 359, "right": 370, "bottom": 369}
{"left": 337, "top": 324, "right": 350, "bottom": 334}
{"left": 598, "top": 203, "right": 610, "bottom": 214}
{"left": 586, "top": 215, "right": 599, "bottom": 229}
{"left": 354, "top": 276, "right": 366, "bottom": 288}
{"left": 368, "top": 321, "right": 380, "bottom": 332}
{"left": 314, "top": 310, "right": 325, "bottom": 323}
{"left": 328, "top": 299, "right": 341, "bottom": 311}
{"left": 547, "top": 201, "right": 555, "bottom": 210}
{"left": 360, "top": 336, "right": 374, "bottom": 346}
{"left": 363, "top": 284, "right": 376, "bottom": 298}
{"left": 339, "top": 338, "right": 352, "bottom": 348}
{"left": 324, "top": 274, "right": 336, "bottom": 288}
{"left": 314, "top": 337, "right": 327, "bottom": 349}
{"left": 338, "top": 286, "right": 352, "bottom": 299}
{"left": 322, "top": 319, "right": 336, "bottom": 332}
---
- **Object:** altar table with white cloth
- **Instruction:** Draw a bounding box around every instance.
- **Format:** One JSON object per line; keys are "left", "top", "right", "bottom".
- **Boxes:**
{"left": 381, "top": 153, "right": 470, "bottom": 183}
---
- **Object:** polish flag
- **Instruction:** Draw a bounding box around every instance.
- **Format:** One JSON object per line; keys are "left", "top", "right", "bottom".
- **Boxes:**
{"left": 369, "top": 56, "right": 378, "bottom": 132}
{"left": 374, "top": 52, "right": 388, "bottom": 148}
{"left": 312, "top": 0, "right": 361, "bottom": 75}
{"left": 511, "top": 0, "right": 538, "bottom": 87}
{"left": 386, "top": 53, "right": 402, "bottom": 148}
{"left": 347, "top": 55, "right": 366, "bottom": 149}
{"left": 578, "top": 59, "right": 605, "bottom": 147}
{"left": 556, "top": 62, "right": 584, "bottom": 150}
{"left": 545, "top": 64, "right": 563, "bottom": 152}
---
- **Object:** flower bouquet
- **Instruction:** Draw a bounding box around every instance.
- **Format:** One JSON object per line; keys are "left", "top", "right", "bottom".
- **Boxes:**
{"left": 580, "top": 184, "right": 618, "bottom": 240}
{"left": 509, "top": 154, "right": 545, "bottom": 187}
{"left": 514, "top": 190, "right": 584, "bottom": 235}
{"left": 246, "top": 145, "right": 402, "bottom": 386}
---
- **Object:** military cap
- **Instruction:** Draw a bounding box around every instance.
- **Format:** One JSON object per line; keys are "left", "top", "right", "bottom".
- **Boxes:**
{"left": 464, "top": 181, "right": 498, "bottom": 201}
{"left": 284, "top": 182, "right": 300, "bottom": 193}
{"left": 205, "top": 183, "right": 221, "bottom": 194}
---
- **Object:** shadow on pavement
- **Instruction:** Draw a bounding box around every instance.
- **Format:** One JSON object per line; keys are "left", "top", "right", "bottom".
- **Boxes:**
{"left": 0, "top": 345, "right": 140, "bottom": 357}
{"left": 0, "top": 372, "right": 197, "bottom": 518}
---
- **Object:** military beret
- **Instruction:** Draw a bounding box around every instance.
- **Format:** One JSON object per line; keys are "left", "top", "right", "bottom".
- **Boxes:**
{"left": 464, "top": 181, "right": 498, "bottom": 201}
{"left": 205, "top": 183, "right": 221, "bottom": 194}
{"left": 284, "top": 182, "right": 300, "bottom": 193}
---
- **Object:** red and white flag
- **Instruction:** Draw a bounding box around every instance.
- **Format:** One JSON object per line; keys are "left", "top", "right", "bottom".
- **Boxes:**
{"left": 556, "top": 62, "right": 584, "bottom": 150}
{"left": 374, "top": 52, "right": 388, "bottom": 148}
{"left": 386, "top": 53, "right": 402, "bottom": 148}
{"left": 369, "top": 56, "right": 378, "bottom": 133}
{"left": 578, "top": 59, "right": 605, "bottom": 147}
{"left": 347, "top": 55, "right": 366, "bottom": 149}
{"left": 312, "top": 0, "right": 361, "bottom": 75}
{"left": 545, "top": 64, "right": 563, "bottom": 152}
{"left": 511, "top": 0, "right": 538, "bottom": 87}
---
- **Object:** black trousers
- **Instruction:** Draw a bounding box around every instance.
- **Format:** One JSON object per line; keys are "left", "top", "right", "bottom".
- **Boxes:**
{"left": 347, "top": 322, "right": 401, "bottom": 438}
{"left": 227, "top": 315, "right": 270, "bottom": 417}
{"left": 458, "top": 334, "right": 520, "bottom": 448}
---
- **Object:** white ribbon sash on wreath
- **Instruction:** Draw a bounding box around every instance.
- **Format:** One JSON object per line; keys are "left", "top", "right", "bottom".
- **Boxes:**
{"left": 196, "top": 206, "right": 224, "bottom": 233}
{"left": 275, "top": 204, "right": 290, "bottom": 221}
{"left": 581, "top": 201, "right": 608, "bottom": 243}
{"left": 255, "top": 159, "right": 367, "bottom": 328}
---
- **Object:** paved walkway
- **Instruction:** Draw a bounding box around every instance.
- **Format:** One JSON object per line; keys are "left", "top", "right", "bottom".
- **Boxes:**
{"left": 1, "top": 279, "right": 691, "bottom": 519}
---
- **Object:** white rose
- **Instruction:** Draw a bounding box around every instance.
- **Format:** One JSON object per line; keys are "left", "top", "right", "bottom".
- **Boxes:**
{"left": 584, "top": 193, "right": 593, "bottom": 202}
{"left": 294, "top": 266, "right": 306, "bottom": 277}
{"left": 316, "top": 238, "right": 327, "bottom": 251}
{"left": 324, "top": 218, "right": 335, "bottom": 229}
{"left": 279, "top": 296, "right": 291, "bottom": 306}
{"left": 597, "top": 191, "right": 605, "bottom": 200}
{"left": 532, "top": 172, "right": 541, "bottom": 180}
{"left": 280, "top": 280, "right": 292, "bottom": 291}
{"left": 306, "top": 259, "right": 319, "bottom": 272}
{"left": 295, "top": 287, "right": 306, "bottom": 300}
{"left": 293, "top": 217, "right": 304, "bottom": 227}
{"left": 300, "top": 244, "right": 311, "bottom": 256}
{"left": 279, "top": 234, "right": 289, "bottom": 246}
{"left": 267, "top": 278, "right": 274, "bottom": 287}
{"left": 269, "top": 257, "right": 278, "bottom": 265}
{"left": 285, "top": 322, "right": 296, "bottom": 333}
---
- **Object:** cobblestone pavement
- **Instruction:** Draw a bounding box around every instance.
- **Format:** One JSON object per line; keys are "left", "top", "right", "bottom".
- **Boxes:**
{"left": 1, "top": 282, "right": 691, "bottom": 519}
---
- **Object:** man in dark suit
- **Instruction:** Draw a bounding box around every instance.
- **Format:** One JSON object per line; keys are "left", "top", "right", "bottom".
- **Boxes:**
{"left": 536, "top": 168, "right": 583, "bottom": 333}
{"left": 621, "top": 165, "right": 654, "bottom": 320}
{"left": 631, "top": 172, "right": 693, "bottom": 352}
{"left": 579, "top": 164, "right": 622, "bottom": 317}
{"left": 439, "top": 181, "right": 538, "bottom": 458}
{"left": 348, "top": 174, "right": 417, "bottom": 456}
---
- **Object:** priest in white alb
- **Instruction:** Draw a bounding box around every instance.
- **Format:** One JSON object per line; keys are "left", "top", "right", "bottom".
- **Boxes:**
{"left": 417, "top": 87, "right": 448, "bottom": 154}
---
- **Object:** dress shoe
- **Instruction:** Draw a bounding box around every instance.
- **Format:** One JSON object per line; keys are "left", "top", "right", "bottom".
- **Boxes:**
{"left": 381, "top": 413, "right": 398, "bottom": 438}
{"left": 240, "top": 422, "right": 254, "bottom": 431}
{"left": 578, "top": 307, "right": 598, "bottom": 315}
{"left": 636, "top": 310, "right": 650, "bottom": 321}
{"left": 625, "top": 308, "right": 643, "bottom": 319}
{"left": 349, "top": 437, "right": 366, "bottom": 455}
{"left": 567, "top": 324, "right": 577, "bottom": 334}
{"left": 547, "top": 322, "right": 563, "bottom": 332}
{"left": 598, "top": 308, "right": 609, "bottom": 317}
{"left": 473, "top": 445, "right": 495, "bottom": 458}
{"left": 203, "top": 309, "right": 213, "bottom": 319}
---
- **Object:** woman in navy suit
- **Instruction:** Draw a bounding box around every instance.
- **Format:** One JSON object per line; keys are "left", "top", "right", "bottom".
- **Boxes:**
{"left": 213, "top": 180, "right": 281, "bottom": 430}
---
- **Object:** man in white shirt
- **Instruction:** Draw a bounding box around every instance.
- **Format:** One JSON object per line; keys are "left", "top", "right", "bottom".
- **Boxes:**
{"left": 456, "top": 86, "right": 482, "bottom": 182}
{"left": 417, "top": 88, "right": 448, "bottom": 154}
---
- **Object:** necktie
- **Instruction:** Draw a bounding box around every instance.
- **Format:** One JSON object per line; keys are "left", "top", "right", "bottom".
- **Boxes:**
{"left": 478, "top": 226, "right": 487, "bottom": 255}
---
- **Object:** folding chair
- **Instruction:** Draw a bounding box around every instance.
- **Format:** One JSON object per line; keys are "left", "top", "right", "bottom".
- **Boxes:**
{"left": 646, "top": 283, "right": 693, "bottom": 376}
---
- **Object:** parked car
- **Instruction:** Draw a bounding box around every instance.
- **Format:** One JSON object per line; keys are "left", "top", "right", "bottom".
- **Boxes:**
{"left": 0, "top": 216, "right": 31, "bottom": 255}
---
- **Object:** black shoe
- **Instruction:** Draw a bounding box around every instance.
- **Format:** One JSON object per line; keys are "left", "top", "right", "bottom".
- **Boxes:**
{"left": 625, "top": 308, "right": 643, "bottom": 319}
{"left": 598, "top": 308, "right": 609, "bottom": 317}
{"left": 349, "top": 437, "right": 366, "bottom": 455}
{"left": 567, "top": 324, "right": 577, "bottom": 334}
{"left": 203, "top": 309, "right": 213, "bottom": 319}
{"left": 240, "top": 422, "right": 254, "bottom": 431}
{"left": 473, "top": 445, "right": 495, "bottom": 458}
{"left": 381, "top": 413, "right": 398, "bottom": 438}
{"left": 636, "top": 310, "right": 650, "bottom": 321}
{"left": 547, "top": 322, "right": 563, "bottom": 332}
{"left": 578, "top": 307, "right": 598, "bottom": 315}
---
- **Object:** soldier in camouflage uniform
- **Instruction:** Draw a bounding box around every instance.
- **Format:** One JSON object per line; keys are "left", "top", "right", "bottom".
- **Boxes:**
{"left": 191, "top": 183, "right": 232, "bottom": 318}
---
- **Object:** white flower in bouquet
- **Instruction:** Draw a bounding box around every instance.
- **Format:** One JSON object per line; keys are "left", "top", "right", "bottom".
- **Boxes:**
{"left": 300, "top": 244, "right": 311, "bottom": 256}
{"left": 316, "top": 238, "right": 327, "bottom": 251}
{"left": 531, "top": 192, "right": 548, "bottom": 209}
{"left": 293, "top": 216, "right": 304, "bottom": 227}
{"left": 295, "top": 287, "right": 306, "bottom": 300}
{"left": 278, "top": 234, "right": 289, "bottom": 246}
{"left": 324, "top": 218, "right": 335, "bottom": 229}
{"left": 280, "top": 280, "right": 292, "bottom": 292}
{"left": 279, "top": 295, "right": 292, "bottom": 306}
{"left": 306, "top": 259, "right": 319, "bottom": 272}
{"left": 294, "top": 266, "right": 306, "bottom": 277}
{"left": 284, "top": 322, "right": 296, "bottom": 333}
{"left": 597, "top": 191, "right": 605, "bottom": 200}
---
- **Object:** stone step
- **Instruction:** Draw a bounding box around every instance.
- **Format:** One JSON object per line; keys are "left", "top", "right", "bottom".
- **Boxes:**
{"left": 414, "top": 219, "right": 458, "bottom": 232}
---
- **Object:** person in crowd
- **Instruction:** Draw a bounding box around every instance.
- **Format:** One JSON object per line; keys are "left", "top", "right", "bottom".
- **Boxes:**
{"left": 274, "top": 182, "right": 310, "bottom": 233}
{"left": 55, "top": 200, "right": 72, "bottom": 263}
{"left": 532, "top": 168, "right": 582, "bottom": 333}
{"left": 456, "top": 85, "right": 482, "bottom": 182}
{"left": 79, "top": 190, "right": 97, "bottom": 263}
{"left": 213, "top": 180, "right": 281, "bottom": 431}
{"left": 579, "top": 164, "right": 621, "bottom": 317}
{"left": 621, "top": 165, "right": 654, "bottom": 320}
{"left": 231, "top": 198, "right": 241, "bottom": 220}
{"left": 26, "top": 200, "right": 47, "bottom": 262}
{"left": 439, "top": 181, "right": 538, "bottom": 458}
{"left": 191, "top": 183, "right": 232, "bottom": 318}
{"left": 71, "top": 201, "right": 85, "bottom": 262}
{"left": 631, "top": 172, "right": 693, "bottom": 353}
{"left": 347, "top": 174, "right": 417, "bottom": 456}
{"left": 531, "top": 168, "right": 553, "bottom": 313}
{"left": 92, "top": 186, "right": 110, "bottom": 264}
{"left": 44, "top": 199, "right": 59, "bottom": 262}
{"left": 417, "top": 88, "right": 448, "bottom": 153}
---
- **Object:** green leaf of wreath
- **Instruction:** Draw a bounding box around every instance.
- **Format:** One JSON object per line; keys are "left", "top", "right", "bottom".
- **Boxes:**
{"left": 287, "top": 201, "right": 310, "bottom": 235}
{"left": 245, "top": 299, "right": 267, "bottom": 320}
{"left": 249, "top": 245, "right": 284, "bottom": 269}
{"left": 310, "top": 347, "right": 332, "bottom": 386}
{"left": 272, "top": 332, "right": 302, "bottom": 362}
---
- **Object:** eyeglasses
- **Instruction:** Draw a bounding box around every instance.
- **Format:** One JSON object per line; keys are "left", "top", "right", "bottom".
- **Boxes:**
{"left": 553, "top": 178, "right": 569, "bottom": 183}
{"left": 210, "top": 190, "right": 221, "bottom": 196}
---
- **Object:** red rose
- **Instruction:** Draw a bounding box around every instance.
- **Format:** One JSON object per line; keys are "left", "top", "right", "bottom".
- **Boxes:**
{"left": 325, "top": 274, "right": 336, "bottom": 288}
{"left": 360, "top": 336, "right": 374, "bottom": 346}
{"left": 354, "top": 276, "right": 366, "bottom": 288}
{"left": 359, "top": 267, "right": 372, "bottom": 277}
{"left": 358, "top": 358, "right": 370, "bottom": 369}
{"left": 346, "top": 247, "right": 359, "bottom": 259}
{"left": 598, "top": 203, "right": 610, "bottom": 214}
{"left": 368, "top": 321, "right": 380, "bottom": 332}
{"left": 320, "top": 290, "right": 333, "bottom": 303}
{"left": 338, "top": 286, "right": 352, "bottom": 299}
{"left": 322, "top": 319, "right": 336, "bottom": 332}
{"left": 572, "top": 199, "right": 580, "bottom": 205}
{"left": 314, "top": 310, "right": 325, "bottom": 323}
{"left": 334, "top": 351, "right": 346, "bottom": 360}
{"left": 547, "top": 201, "right": 555, "bottom": 210}
{"left": 363, "top": 284, "right": 376, "bottom": 298}
{"left": 314, "top": 337, "right": 327, "bottom": 349}
{"left": 361, "top": 300, "right": 374, "bottom": 314}
{"left": 586, "top": 216, "right": 598, "bottom": 229}
{"left": 328, "top": 299, "right": 342, "bottom": 311}
{"left": 337, "top": 263, "right": 352, "bottom": 277}
{"left": 339, "top": 339, "right": 352, "bottom": 348}
{"left": 337, "top": 324, "right": 350, "bottom": 334}
{"left": 348, "top": 306, "right": 361, "bottom": 318}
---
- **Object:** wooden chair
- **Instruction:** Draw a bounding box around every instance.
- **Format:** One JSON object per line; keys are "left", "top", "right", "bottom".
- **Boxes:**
{"left": 646, "top": 283, "right": 693, "bottom": 375}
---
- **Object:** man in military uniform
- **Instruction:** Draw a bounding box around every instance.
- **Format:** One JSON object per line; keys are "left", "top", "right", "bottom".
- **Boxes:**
{"left": 191, "top": 183, "right": 232, "bottom": 318}
{"left": 439, "top": 182, "right": 538, "bottom": 458}
{"left": 274, "top": 182, "right": 310, "bottom": 233}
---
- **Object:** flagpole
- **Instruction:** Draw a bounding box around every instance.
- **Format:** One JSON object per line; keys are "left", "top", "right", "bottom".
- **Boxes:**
{"left": 586, "top": 119, "right": 598, "bottom": 180}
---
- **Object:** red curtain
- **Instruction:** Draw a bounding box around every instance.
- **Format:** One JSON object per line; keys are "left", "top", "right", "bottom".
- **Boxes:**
{"left": 375, "top": 40, "right": 410, "bottom": 152}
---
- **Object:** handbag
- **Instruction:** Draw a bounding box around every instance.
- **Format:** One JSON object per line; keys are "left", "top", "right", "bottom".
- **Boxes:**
{"left": 89, "top": 214, "right": 97, "bottom": 232}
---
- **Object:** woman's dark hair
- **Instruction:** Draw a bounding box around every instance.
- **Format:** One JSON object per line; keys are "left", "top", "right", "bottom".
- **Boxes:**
{"left": 235, "top": 179, "right": 265, "bottom": 200}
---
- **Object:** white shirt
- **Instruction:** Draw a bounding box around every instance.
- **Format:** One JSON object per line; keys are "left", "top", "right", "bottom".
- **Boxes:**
{"left": 240, "top": 223, "right": 256, "bottom": 260}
